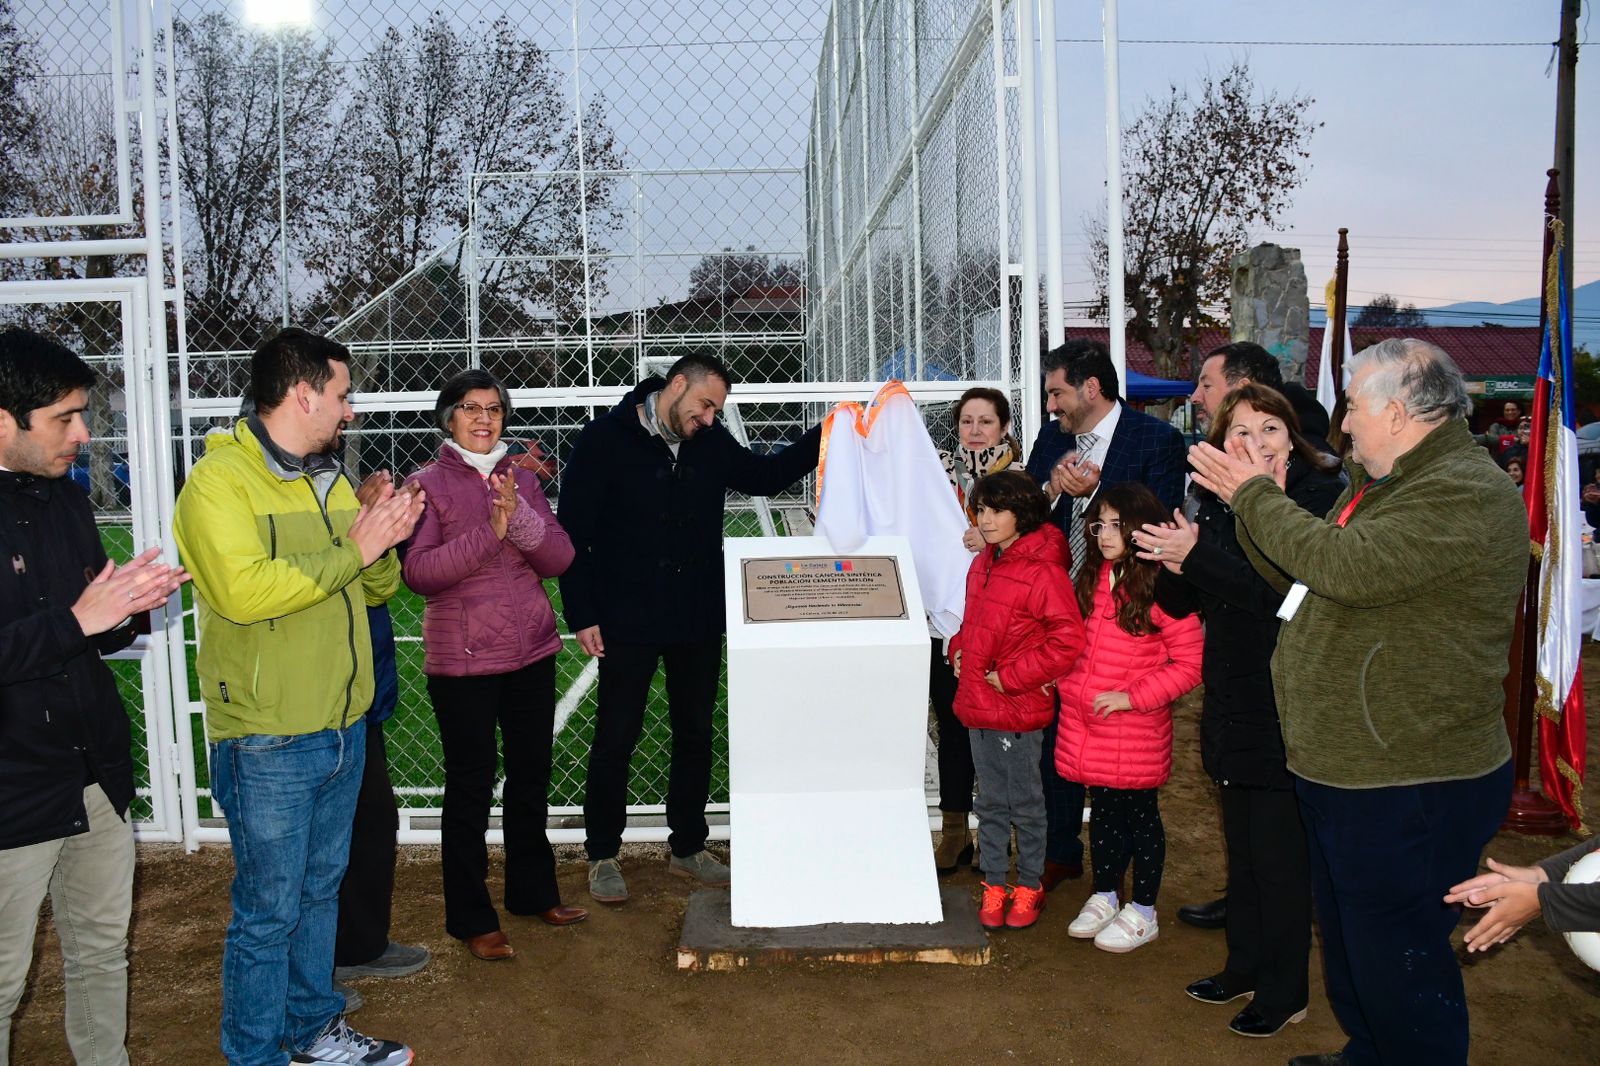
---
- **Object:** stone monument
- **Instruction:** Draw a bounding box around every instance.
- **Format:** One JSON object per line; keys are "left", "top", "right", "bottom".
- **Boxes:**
{"left": 1230, "top": 243, "right": 1309, "bottom": 382}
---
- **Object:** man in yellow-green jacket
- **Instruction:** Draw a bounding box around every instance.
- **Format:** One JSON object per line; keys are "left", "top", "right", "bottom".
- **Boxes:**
{"left": 174, "top": 328, "right": 423, "bottom": 1066}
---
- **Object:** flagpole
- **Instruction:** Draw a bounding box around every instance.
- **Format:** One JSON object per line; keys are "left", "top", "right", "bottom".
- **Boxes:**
{"left": 1502, "top": 168, "right": 1569, "bottom": 835}
{"left": 1330, "top": 228, "right": 1349, "bottom": 407}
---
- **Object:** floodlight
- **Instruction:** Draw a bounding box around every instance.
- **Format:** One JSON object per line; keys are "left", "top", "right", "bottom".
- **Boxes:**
{"left": 243, "top": 0, "right": 313, "bottom": 28}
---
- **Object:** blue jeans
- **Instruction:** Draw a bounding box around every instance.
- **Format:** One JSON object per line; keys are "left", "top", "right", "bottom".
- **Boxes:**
{"left": 1295, "top": 760, "right": 1512, "bottom": 1066}
{"left": 210, "top": 718, "right": 366, "bottom": 1066}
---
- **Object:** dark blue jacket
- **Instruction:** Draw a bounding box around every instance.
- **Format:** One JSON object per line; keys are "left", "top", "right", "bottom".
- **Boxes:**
{"left": 365, "top": 604, "right": 398, "bottom": 724}
{"left": 0, "top": 472, "right": 137, "bottom": 850}
{"left": 1024, "top": 402, "right": 1189, "bottom": 530}
{"left": 557, "top": 379, "right": 822, "bottom": 644}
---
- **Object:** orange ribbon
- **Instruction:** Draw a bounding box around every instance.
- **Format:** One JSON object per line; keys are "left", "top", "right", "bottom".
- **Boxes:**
{"left": 814, "top": 380, "right": 914, "bottom": 510}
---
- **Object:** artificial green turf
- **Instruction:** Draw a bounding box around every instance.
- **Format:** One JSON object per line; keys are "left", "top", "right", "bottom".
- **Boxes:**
{"left": 109, "top": 508, "right": 783, "bottom": 816}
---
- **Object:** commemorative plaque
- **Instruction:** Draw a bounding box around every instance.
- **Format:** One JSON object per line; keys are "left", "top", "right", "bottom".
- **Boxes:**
{"left": 741, "top": 555, "right": 907, "bottom": 624}
{"left": 723, "top": 535, "right": 943, "bottom": 929}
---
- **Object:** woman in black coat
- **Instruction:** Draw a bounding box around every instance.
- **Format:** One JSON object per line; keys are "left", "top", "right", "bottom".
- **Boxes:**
{"left": 1133, "top": 383, "right": 1345, "bottom": 1040}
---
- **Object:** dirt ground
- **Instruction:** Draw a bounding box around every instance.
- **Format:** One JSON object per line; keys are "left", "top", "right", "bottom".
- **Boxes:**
{"left": 15, "top": 659, "right": 1600, "bottom": 1066}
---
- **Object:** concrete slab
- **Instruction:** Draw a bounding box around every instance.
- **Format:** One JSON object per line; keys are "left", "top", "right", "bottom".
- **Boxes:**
{"left": 676, "top": 885, "right": 990, "bottom": 972}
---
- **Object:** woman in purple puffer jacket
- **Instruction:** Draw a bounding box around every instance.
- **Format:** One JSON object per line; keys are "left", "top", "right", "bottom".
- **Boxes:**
{"left": 404, "top": 369, "right": 586, "bottom": 961}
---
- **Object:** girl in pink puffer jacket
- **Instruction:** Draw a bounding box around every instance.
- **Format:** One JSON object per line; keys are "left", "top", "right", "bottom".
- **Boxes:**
{"left": 1056, "top": 482, "right": 1202, "bottom": 954}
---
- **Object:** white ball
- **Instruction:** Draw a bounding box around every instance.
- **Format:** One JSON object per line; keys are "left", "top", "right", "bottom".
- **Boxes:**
{"left": 1562, "top": 850, "right": 1600, "bottom": 971}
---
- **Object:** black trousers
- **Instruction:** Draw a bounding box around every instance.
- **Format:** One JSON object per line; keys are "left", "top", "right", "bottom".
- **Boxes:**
{"left": 1040, "top": 713, "right": 1086, "bottom": 865}
{"left": 583, "top": 637, "right": 722, "bottom": 860}
{"left": 427, "top": 656, "right": 561, "bottom": 941}
{"left": 928, "top": 638, "right": 973, "bottom": 813}
{"left": 1089, "top": 786, "right": 1165, "bottom": 905}
{"left": 334, "top": 718, "right": 398, "bottom": 967}
{"left": 1219, "top": 785, "right": 1310, "bottom": 1014}
{"left": 1295, "top": 762, "right": 1512, "bottom": 1066}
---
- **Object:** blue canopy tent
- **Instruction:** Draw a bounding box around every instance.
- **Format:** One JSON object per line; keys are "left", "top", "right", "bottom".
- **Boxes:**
{"left": 877, "top": 348, "right": 962, "bottom": 382}
{"left": 1124, "top": 368, "right": 1193, "bottom": 400}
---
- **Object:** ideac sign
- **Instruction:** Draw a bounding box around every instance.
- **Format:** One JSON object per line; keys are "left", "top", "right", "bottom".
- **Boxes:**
{"left": 1466, "top": 376, "right": 1537, "bottom": 399}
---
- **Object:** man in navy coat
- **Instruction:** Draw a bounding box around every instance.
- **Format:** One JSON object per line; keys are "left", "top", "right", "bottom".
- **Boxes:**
{"left": 1023, "top": 338, "right": 1186, "bottom": 890}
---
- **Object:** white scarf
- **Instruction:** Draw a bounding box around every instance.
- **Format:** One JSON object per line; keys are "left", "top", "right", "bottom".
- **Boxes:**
{"left": 444, "top": 440, "right": 508, "bottom": 479}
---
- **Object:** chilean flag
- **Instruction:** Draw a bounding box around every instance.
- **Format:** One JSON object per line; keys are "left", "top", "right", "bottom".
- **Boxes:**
{"left": 1315, "top": 276, "right": 1352, "bottom": 419}
{"left": 1525, "top": 230, "right": 1587, "bottom": 833}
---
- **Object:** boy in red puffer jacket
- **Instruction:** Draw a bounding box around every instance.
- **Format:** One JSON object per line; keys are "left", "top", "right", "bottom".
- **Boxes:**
{"left": 949, "top": 470, "right": 1084, "bottom": 931}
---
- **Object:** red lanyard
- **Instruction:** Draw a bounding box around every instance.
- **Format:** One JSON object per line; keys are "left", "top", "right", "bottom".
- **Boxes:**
{"left": 1335, "top": 477, "right": 1388, "bottom": 528}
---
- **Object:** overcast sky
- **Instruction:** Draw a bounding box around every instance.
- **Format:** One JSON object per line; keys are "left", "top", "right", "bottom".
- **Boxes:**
{"left": 32, "top": 0, "right": 1599, "bottom": 318}
{"left": 1049, "top": 0, "right": 1596, "bottom": 316}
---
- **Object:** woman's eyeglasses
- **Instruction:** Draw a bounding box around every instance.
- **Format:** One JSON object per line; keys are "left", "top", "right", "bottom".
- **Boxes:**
{"left": 456, "top": 402, "right": 505, "bottom": 421}
{"left": 1087, "top": 520, "right": 1122, "bottom": 536}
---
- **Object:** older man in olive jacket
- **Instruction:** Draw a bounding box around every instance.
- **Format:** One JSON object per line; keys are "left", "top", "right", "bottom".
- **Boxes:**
{"left": 1190, "top": 338, "right": 1526, "bottom": 1066}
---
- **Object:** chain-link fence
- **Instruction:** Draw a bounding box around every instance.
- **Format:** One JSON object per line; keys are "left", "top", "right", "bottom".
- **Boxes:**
{"left": 0, "top": 0, "right": 1048, "bottom": 844}
{"left": 807, "top": 0, "right": 1030, "bottom": 436}
{"left": 167, "top": 0, "right": 828, "bottom": 833}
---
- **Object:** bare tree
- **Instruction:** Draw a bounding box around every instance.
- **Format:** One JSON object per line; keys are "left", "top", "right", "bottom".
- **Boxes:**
{"left": 687, "top": 247, "right": 804, "bottom": 300}
{"left": 0, "top": 0, "right": 39, "bottom": 218}
{"left": 1353, "top": 294, "right": 1428, "bottom": 330}
{"left": 1, "top": 81, "right": 133, "bottom": 509}
{"left": 313, "top": 14, "right": 624, "bottom": 348}
{"left": 172, "top": 14, "right": 347, "bottom": 364}
{"left": 1088, "top": 62, "right": 1318, "bottom": 378}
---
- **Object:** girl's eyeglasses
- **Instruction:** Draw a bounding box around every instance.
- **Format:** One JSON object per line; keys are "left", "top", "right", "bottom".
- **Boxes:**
{"left": 1087, "top": 520, "right": 1122, "bottom": 537}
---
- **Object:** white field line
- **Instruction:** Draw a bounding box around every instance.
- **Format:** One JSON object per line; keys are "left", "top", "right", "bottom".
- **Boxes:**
{"left": 554, "top": 656, "right": 600, "bottom": 737}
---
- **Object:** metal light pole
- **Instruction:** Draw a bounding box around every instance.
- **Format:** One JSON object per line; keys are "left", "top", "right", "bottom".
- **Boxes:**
{"left": 1102, "top": 0, "right": 1126, "bottom": 385}
{"left": 275, "top": 35, "right": 288, "bottom": 325}
{"left": 244, "top": 0, "right": 313, "bottom": 327}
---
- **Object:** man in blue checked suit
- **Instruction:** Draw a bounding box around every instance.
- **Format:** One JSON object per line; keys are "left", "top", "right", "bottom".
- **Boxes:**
{"left": 1022, "top": 337, "right": 1187, "bottom": 891}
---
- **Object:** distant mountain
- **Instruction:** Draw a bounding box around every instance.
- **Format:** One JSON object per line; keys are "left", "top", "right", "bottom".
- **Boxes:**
{"left": 1313, "top": 278, "right": 1600, "bottom": 353}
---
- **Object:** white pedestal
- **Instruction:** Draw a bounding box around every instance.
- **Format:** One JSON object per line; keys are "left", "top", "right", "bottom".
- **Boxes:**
{"left": 724, "top": 535, "right": 943, "bottom": 927}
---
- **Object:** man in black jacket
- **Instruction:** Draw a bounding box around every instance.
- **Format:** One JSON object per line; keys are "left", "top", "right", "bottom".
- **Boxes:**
{"left": 559, "top": 354, "right": 821, "bottom": 903}
{"left": 1192, "top": 341, "right": 1331, "bottom": 447}
{"left": 0, "top": 330, "right": 186, "bottom": 1066}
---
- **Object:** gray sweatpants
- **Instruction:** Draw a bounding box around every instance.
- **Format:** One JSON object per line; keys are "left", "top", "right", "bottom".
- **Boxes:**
{"left": 969, "top": 727, "right": 1047, "bottom": 889}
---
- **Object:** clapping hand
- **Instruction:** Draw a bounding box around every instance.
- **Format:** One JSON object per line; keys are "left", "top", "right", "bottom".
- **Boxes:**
{"left": 349, "top": 486, "right": 426, "bottom": 566}
{"left": 1188, "top": 436, "right": 1283, "bottom": 504}
{"left": 1052, "top": 452, "right": 1101, "bottom": 499}
{"left": 71, "top": 547, "right": 190, "bottom": 636}
{"left": 1132, "top": 509, "right": 1198, "bottom": 573}
{"left": 355, "top": 470, "right": 393, "bottom": 509}
{"left": 488, "top": 472, "right": 519, "bottom": 540}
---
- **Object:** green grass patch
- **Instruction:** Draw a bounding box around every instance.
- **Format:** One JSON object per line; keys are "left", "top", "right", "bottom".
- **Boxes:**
{"left": 114, "top": 508, "right": 789, "bottom": 815}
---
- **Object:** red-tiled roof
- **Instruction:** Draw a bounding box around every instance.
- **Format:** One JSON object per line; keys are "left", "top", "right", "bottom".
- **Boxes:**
{"left": 1063, "top": 325, "right": 1543, "bottom": 385}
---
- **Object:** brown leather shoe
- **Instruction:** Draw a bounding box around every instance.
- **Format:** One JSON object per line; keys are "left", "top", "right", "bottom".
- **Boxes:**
{"left": 465, "top": 930, "right": 514, "bottom": 960}
{"left": 1041, "top": 859, "right": 1084, "bottom": 892}
{"left": 537, "top": 904, "right": 589, "bottom": 927}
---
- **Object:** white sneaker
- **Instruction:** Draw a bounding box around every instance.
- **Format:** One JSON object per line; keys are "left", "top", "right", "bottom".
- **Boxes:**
{"left": 1094, "top": 904, "right": 1159, "bottom": 953}
{"left": 1067, "top": 894, "right": 1119, "bottom": 939}
{"left": 290, "top": 1015, "right": 412, "bottom": 1065}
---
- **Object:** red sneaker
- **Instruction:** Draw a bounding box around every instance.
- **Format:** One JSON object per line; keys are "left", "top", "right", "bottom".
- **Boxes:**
{"left": 978, "top": 882, "right": 1010, "bottom": 929}
{"left": 1006, "top": 884, "right": 1046, "bottom": 929}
